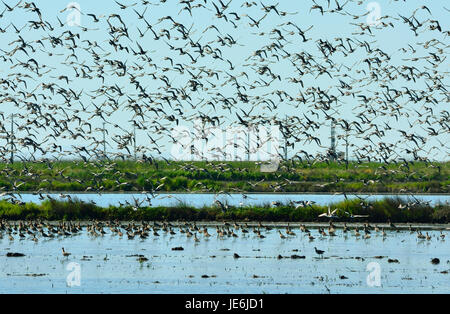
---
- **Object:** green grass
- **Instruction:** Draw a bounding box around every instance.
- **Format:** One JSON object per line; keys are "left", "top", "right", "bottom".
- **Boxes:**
{"left": 0, "top": 160, "right": 448, "bottom": 193}
{"left": 0, "top": 197, "right": 449, "bottom": 223}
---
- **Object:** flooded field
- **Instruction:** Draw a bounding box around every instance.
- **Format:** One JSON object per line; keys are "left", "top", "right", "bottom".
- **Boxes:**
{"left": 1, "top": 222, "right": 449, "bottom": 294}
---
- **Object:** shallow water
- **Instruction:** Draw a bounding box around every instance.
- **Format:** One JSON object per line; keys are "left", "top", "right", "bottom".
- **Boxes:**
{"left": 7, "top": 193, "right": 450, "bottom": 208}
{"left": 1, "top": 224, "right": 449, "bottom": 294}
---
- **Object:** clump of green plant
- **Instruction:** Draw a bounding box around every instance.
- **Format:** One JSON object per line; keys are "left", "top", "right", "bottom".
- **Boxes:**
{"left": 0, "top": 160, "right": 447, "bottom": 193}
{"left": 0, "top": 197, "right": 448, "bottom": 223}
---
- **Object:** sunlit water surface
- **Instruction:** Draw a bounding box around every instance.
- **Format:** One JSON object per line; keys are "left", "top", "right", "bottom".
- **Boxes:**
{"left": 1, "top": 225, "right": 449, "bottom": 294}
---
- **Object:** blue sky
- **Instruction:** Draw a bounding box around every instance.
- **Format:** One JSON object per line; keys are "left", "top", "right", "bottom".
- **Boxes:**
{"left": 0, "top": 0, "right": 448, "bottom": 161}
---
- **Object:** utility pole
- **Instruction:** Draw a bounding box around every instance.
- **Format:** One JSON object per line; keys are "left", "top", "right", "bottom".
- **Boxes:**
{"left": 247, "top": 128, "right": 250, "bottom": 162}
{"left": 345, "top": 129, "right": 349, "bottom": 169}
{"left": 284, "top": 117, "right": 288, "bottom": 161}
{"left": 102, "top": 122, "right": 106, "bottom": 160}
{"left": 284, "top": 139, "right": 288, "bottom": 161}
{"left": 330, "top": 119, "right": 336, "bottom": 161}
{"left": 133, "top": 124, "right": 137, "bottom": 161}
{"left": 10, "top": 113, "right": 14, "bottom": 164}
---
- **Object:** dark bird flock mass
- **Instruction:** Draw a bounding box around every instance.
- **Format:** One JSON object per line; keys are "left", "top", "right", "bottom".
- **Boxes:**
{"left": 0, "top": 0, "right": 447, "bottom": 202}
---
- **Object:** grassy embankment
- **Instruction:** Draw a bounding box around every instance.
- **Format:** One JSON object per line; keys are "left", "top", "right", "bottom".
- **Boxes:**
{"left": 0, "top": 160, "right": 448, "bottom": 193}
{"left": 0, "top": 197, "right": 449, "bottom": 223}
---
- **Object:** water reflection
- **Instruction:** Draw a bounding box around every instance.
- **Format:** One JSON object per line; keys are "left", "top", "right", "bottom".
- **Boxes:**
{"left": 5, "top": 193, "right": 450, "bottom": 208}
{"left": 1, "top": 223, "right": 449, "bottom": 293}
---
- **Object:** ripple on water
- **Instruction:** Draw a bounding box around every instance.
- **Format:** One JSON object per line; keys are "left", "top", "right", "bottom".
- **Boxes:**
{"left": 0, "top": 225, "right": 449, "bottom": 293}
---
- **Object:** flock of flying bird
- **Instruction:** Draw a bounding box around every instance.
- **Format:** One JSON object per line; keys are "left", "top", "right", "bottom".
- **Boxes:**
{"left": 0, "top": 0, "right": 447, "bottom": 205}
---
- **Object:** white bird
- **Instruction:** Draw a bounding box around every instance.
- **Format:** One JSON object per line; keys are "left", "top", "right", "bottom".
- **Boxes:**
{"left": 318, "top": 206, "right": 339, "bottom": 219}
{"left": 344, "top": 211, "right": 369, "bottom": 219}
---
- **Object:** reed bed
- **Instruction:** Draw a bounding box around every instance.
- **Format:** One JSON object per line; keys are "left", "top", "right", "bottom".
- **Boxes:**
{"left": 0, "top": 197, "right": 448, "bottom": 223}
